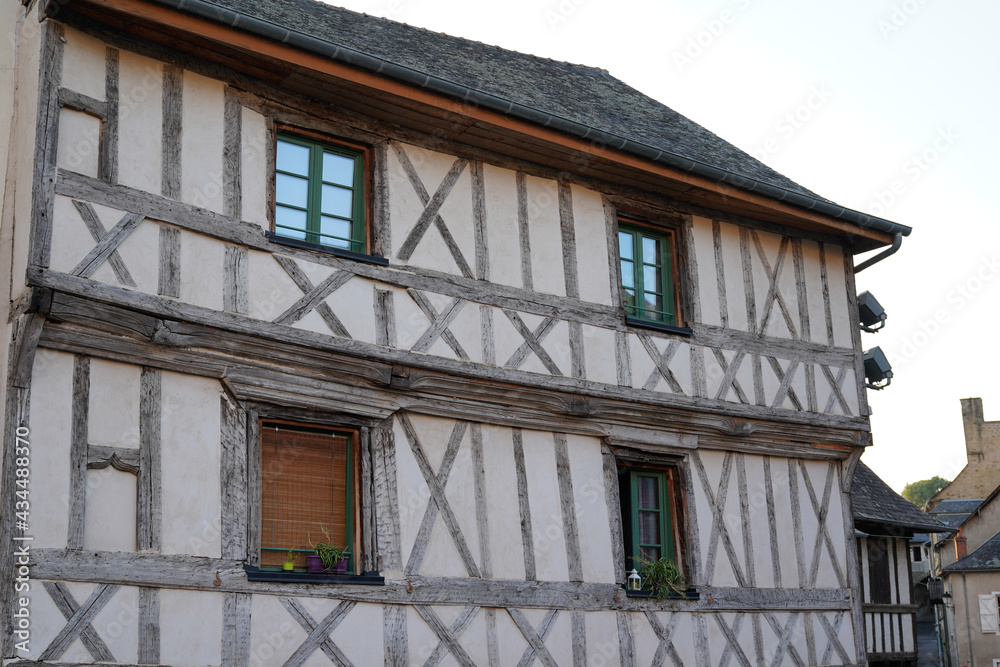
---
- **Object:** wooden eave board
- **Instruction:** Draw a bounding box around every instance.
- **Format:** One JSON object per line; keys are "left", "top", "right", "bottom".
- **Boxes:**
{"left": 67, "top": 0, "right": 892, "bottom": 251}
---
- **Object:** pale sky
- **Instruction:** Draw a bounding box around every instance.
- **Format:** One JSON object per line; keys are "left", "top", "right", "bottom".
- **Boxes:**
{"left": 323, "top": 0, "right": 1000, "bottom": 492}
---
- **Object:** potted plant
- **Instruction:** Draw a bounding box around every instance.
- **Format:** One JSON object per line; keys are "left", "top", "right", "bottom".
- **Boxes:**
{"left": 282, "top": 548, "right": 298, "bottom": 571}
{"left": 637, "top": 557, "right": 687, "bottom": 598}
{"left": 307, "top": 526, "right": 348, "bottom": 574}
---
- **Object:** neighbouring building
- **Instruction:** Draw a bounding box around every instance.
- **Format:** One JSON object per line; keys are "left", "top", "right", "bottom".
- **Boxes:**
{"left": 852, "top": 462, "right": 951, "bottom": 666}
{"left": 1, "top": 0, "right": 911, "bottom": 664}
{"left": 930, "top": 398, "right": 1000, "bottom": 507}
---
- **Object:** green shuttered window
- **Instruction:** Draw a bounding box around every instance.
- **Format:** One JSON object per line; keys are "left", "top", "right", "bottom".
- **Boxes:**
{"left": 275, "top": 133, "right": 366, "bottom": 252}
{"left": 618, "top": 223, "right": 677, "bottom": 325}
{"left": 619, "top": 467, "right": 677, "bottom": 570}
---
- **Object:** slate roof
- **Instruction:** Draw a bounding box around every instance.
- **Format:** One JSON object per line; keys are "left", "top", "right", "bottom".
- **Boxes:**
{"left": 944, "top": 531, "right": 1000, "bottom": 572}
{"left": 160, "top": 0, "right": 911, "bottom": 237}
{"left": 930, "top": 499, "right": 984, "bottom": 529}
{"left": 853, "top": 463, "right": 951, "bottom": 533}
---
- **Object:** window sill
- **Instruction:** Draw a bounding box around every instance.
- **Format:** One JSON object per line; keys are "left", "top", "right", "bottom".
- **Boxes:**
{"left": 244, "top": 565, "right": 385, "bottom": 585}
{"left": 265, "top": 231, "right": 389, "bottom": 266}
{"left": 624, "top": 587, "right": 700, "bottom": 600}
{"left": 624, "top": 317, "right": 694, "bottom": 336}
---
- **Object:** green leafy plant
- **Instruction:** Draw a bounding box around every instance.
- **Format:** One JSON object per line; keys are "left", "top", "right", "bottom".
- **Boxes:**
{"left": 637, "top": 557, "right": 687, "bottom": 598}
{"left": 284, "top": 549, "right": 297, "bottom": 564}
{"left": 310, "top": 526, "right": 346, "bottom": 571}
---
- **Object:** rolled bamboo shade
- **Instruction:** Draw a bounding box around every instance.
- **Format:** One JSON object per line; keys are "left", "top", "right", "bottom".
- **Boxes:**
{"left": 260, "top": 425, "right": 349, "bottom": 568}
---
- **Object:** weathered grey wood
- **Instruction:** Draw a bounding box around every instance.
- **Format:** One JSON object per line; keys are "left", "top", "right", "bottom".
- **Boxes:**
{"left": 843, "top": 248, "right": 871, "bottom": 419}
{"left": 819, "top": 243, "right": 835, "bottom": 346}
{"left": 223, "top": 87, "right": 242, "bottom": 219}
{"left": 502, "top": 310, "right": 561, "bottom": 375}
{"left": 486, "top": 608, "right": 500, "bottom": 667}
{"left": 615, "top": 331, "right": 631, "bottom": 388}
{"left": 800, "top": 461, "right": 844, "bottom": 588}
{"left": 680, "top": 456, "right": 702, "bottom": 587}
{"left": 712, "top": 349, "right": 748, "bottom": 404}
{"left": 29, "top": 547, "right": 855, "bottom": 610}
{"left": 509, "top": 608, "right": 558, "bottom": 667}
{"left": 817, "top": 612, "right": 851, "bottom": 664}
{"left": 712, "top": 612, "right": 752, "bottom": 667}
{"left": 42, "top": 582, "right": 114, "bottom": 661}
{"left": 138, "top": 368, "right": 162, "bottom": 552}
{"left": 645, "top": 610, "right": 684, "bottom": 667}
{"left": 161, "top": 65, "right": 183, "bottom": 199}
{"left": 752, "top": 613, "right": 765, "bottom": 667}
{"left": 86, "top": 444, "right": 140, "bottom": 475}
{"left": 423, "top": 606, "right": 480, "bottom": 667}
{"left": 787, "top": 459, "right": 807, "bottom": 589}
{"left": 763, "top": 612, "right": 805, "bottom": 667}
{"left": 712, "top": 219, "right": 729, "bottom": 327}
{"left": 245, "top": 411, "right": 261, "bottom": 566}
{"left": 101, "top": 47, "right": 119, "bottom": 184}
{"left": 479, "top": 305, "right": 496, "bottom": 366}
{"left": 638, "top": 334, "right": 683, "bottom": 394}
{"left": 58, "top": 88, "right": 107, "bottom": 117}
{"left": 841, "top": 450, "right": 867, "bottom": 665}
{"left": 602, "top": 197, "right": 622, "bottom": 310}
{"left": 601, "top": 445, "right": 626, "bottom": 585}
{"left": 360, "top": 426, "right": 376, "bottom": 573}
{"left": 616, "top": 612, "right": 636, "bottom": 667}
{"left": 372, "top": 417, "right": 402, "bottom": 571}
{"left": 751, "top": 353, "right": 765, "bottom": 407}
{"left": 690, "top": 344, "right": 707, "bottom": 398}
{"left": 282, "top": 599, "right": 357, "bottom": 667}
{"left": 220, "top": 396, "right": 248, "bottom": 559}
{"left": 735, "top": 454, "right": 756, "bottom": 588}
{"left": 738, "top": 227, "right": 757, "bottom": 335}
{"left": 72, "top": 199, "right": 136, "bottom": 287}
{"left": 392, "top": 145, "right": 471, "bottom": 275}
{"left": 70, "top": 211, "right": 143, "bottom": 278}
{"left": 222, "top": 592, "right": 251, "bottom": 667}
{"left": 470, "top": 423, "right": 492, "bottom": 578}
{"left": 223, "top": 245, "right": 249, "bottom": 314}
{"left": 692, "top": 451, "right": 746, "bottom": 587}
{"left": 554, "top": 433, "right": 583, "bottom": 582}
{"left": 753, "top": 233, "right": 797, "bottom": 339}
{"left": 273, "top": 266, "right": 354, "bottom": 327}
{"left": 804, "top": 362, "right": 818, "bottom": 413}
{"left": 767, "top": 357, "right": 802, "bottom": 410}
{"left": 404, "top": 419, "right": 467, "bottom": 575}
{"left": 694, "top": 613, "right": 710, "bottom": 666}
{"left": 471, "top": 160, "right": 490, "bottom": 281}
{"left": 408, "top": 289, "right": 468, "bottom": 358}
{"left": 30, "top": 21, "right": 65, "bottom": 269}
{"left": 273, "top": 254, "right": 350, "bottom": 337}
{"left": 821, "top": 365, "right": 852, "bottom": 416}
{"left": 413, "top": 606, "right": 477, "bottom": 667}
{"left": 515, "top": 171, "right": 533, "bottom": 291}
{"left": 681, "top": 215, "right": 701, "bottom": 325}
{"left": 157, "top": 225, "right": 181, "bottom": 297}
{"left": 68, "top": 355, "right": 89, "bottom": 549}
{"left": 571, "top": 611, "right": 587, "bottom": 667}
{"left": 558, "top": 182, "right": 580, "bottom": 299}
{"left": 512, "top": 428, "right": 536, "bottom": 581}
{"left": 400, "top": 415, "right": 480, "bottom": 577}
{"left": 383, "top": 604, "right": 407, "bottom": 667}
{"left": 138, "top": 586, "right": 159, "bottom": 664}
{"left": 762, "top": 456, "right": 782, "bottom": 588}
{"left": 39, "top": 584, "right": 119, "bottom": 661}
{"left": 372, "top": 141, "right": 391, "bottom": 256}
{"left": 374, "top": 288, "right": 397, "bottom": 347}
{"left": 692, "top": 323, "right": 854, "bottom": 367}
{"left": 568, "top": 321, "right": 586, "bottom": 379}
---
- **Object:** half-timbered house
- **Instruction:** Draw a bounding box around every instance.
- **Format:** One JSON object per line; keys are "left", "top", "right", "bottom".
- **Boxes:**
{"left": 1, "top": 0, "right": 912, "bottom": 664}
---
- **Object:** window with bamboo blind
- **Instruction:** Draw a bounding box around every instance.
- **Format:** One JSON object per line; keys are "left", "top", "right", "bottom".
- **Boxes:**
{"left": 259, "top": 422, "right": 354, "bottom": 571}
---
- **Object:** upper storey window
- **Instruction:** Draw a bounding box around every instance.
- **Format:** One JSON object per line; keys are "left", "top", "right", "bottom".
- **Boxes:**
{"left": 618, "top": 221, "right": 679, "bottom": 326}
{"left": 275, "top": 133, "right": 366, "bottom": 253}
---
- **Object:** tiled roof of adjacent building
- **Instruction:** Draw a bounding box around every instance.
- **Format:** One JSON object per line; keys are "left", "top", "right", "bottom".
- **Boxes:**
{"left": 148, "top": 0, "right": 911, "bottom": 238}
{"left": 929, "top": 499, "right": 984, "bottom": 528}
{"left": 944, "top": 531, "right": 1000, "bottom": 572}
{"left": 853, "top": 463, "right": 951, "bottom": 533}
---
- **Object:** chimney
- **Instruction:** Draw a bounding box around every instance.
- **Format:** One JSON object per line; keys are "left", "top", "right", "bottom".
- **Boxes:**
{"left": 962, "top": 398, "right": 985, "bottom": 463}
{"left": 955, "top": 534, "right": 968, "bottom": 560}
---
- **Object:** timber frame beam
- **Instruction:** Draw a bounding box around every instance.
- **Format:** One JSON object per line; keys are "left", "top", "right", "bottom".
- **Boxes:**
{"left": 54, "top": 0, "right": 895, "bottom": 251}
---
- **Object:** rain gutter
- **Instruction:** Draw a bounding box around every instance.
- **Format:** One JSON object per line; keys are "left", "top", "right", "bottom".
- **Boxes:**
{"left": 46, "top": 0, "right": 913, "bottom": 246}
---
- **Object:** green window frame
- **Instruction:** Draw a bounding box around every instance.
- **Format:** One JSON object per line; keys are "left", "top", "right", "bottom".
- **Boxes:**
{"left": 274, "top": 133, "right": 366, "bottom": 252}
{"left": 618, "top": 222, "right": 677, "bottom": 325}
{"left": 620, "top": 468, "right": 676, "bottom": 569}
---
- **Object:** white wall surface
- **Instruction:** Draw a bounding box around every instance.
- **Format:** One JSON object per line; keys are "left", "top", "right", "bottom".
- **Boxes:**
{"left": 28, "top": 349, "right": 74, "bottom": 549}
{"left": 159, "top": 590, "right": 223, "bottom": 667}
{"left": 180, "top": 71, "right": 225, "bottom": 214}
{"left": 117, "top": 50, "right": 163, "bottom": 195}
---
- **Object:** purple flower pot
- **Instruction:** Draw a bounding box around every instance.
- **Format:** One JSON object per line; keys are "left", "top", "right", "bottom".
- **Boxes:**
{"left": 306, "top": 555, "right": 324, "bottom": 573}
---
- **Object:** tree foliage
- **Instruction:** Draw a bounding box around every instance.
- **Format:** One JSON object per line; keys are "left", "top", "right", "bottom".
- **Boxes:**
{"left": 902, "top": 476, "right": 950, "bottom": 508}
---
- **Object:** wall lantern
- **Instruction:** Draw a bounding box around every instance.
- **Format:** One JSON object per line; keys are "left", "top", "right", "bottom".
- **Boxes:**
{"left": 858, "top": 291, "right": 887, "bottom": 333}
{"left": 628, "top": 568, "right": 642, "bottom": 591}
{"left": 863, "top": 347, "right": 893, "bottom": 390}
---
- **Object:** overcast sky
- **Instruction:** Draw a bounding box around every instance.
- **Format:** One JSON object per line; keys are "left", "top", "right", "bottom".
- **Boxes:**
{"left": 323, "top": 0, "right": 1000, "bottom": 492}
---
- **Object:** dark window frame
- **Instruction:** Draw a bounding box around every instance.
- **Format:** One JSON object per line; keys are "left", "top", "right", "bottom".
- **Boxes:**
{"left": 616, "top": 216, "right": 691, "bottom": 335}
